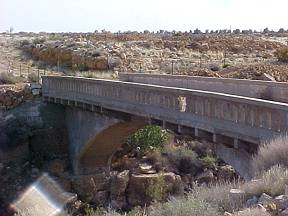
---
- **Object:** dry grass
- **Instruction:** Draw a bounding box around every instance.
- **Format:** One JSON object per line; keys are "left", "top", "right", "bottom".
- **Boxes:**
{"left": 149, "top": 196, "right": 221, "bottom": 216}
{"left": 253, "top": 135, "right": 288, "bottom": 173}
{"left": 232, "top": 208, "right": 270, "bottom": 216}
{"left": 28, "top": 72, "right": 39, "bottom": 83}
{"left": 76, "top": 71, "right": 117, "bottom": 80}
{"left": 275, "top": 47, "right": 288, "bottom": 63}
{"left": 0, "top": 72, "right": 24, "bottom": 84}
{"left": 242, "top": 165, "right": 288, "bottom": 197}
{"left": 192, "top": 181, "right": 245, "bottom": 212}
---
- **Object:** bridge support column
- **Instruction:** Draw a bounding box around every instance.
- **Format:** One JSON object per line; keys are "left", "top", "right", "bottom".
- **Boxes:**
{"left": 214, "top": 143, "right": 254, "bottom": 180}
{"left": 234, "top": 138, "right": 239, "bottom": 149}
{"left": 195, "top": 128, "right": 199, "bottom": 137}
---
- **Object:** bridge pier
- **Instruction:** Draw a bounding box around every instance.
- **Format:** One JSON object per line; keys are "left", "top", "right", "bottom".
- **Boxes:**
{"left": 65, "top": 107, "right": 146, "bottom": 175}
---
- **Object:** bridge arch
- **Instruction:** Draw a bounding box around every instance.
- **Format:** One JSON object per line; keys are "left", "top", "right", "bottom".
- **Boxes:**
{"left": 65, "top": 106, "right": 146, "bottom": 175}
{"left": 77, "top": 119, "right": 146, "bottom": 174}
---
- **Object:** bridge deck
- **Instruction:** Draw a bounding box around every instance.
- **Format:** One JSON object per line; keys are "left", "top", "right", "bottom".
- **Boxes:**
{"left": 42, "top": 76, "right": 288, "bottom": 146}
{"left": 119, "top": 73, "right": 288, "bottom": 103}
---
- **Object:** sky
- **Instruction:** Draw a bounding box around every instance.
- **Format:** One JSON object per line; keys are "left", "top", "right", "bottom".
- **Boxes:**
{"left": 1, "top": 0, "right": 288, "bottom": 33}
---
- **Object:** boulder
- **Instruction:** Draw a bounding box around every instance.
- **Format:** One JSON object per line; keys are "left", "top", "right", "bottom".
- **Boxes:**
{"left": 126, "top": 172, "right": 184, "bottom": 207}
{"left": 258, "top": 193, "right": 273, "bottom": 206}
{"left": 275, "top": 195, "right": 288, "bottom": 210}
{"left": 91, "top": 190, "right": 109, "bottom": 206}
{"left": 246, "top": 196, "right": 258, "bottom": 208}
{"left": 196, "top": 170, "right": 214, "bottom": 184}
{"left": 71, "top": 173, "right": 109, "bottom": 202}
{"left": 31, "top": 89, "right": 40, "bottom": 96}
{"left": 47, "top": 159, "right": 67, "bottom": 177}
{"left": 217, "top": 165, "right": 237, "bottom": 181}
{"left": 139, "top": 163, "right": 156, "bottom": 174}
{"left": 110, "top": 170, "right": 130, "bottom": 209}
{"left": 0, "top": 117, "right": 29, "bottom": 162}
{"left": 229, "top": 189, "right": 245, "bottom": 201}
{"left": 281, "top": 208, "right": 288, "bottom": 216}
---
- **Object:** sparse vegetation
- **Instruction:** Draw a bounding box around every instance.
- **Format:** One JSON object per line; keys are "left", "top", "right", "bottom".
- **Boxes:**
{"left": 201, "top": 154, "right": 218, "bottom": 169}
{"left": 149, "top": 195, "right": 221, "bottom": 216}
{"left": 274, "top": 47, "right": 288, "bottom": 63}
{"left": 28, "top": 71, "right": 39, "bottom": 83}
{"left": 146, "top": 173, "right": 169, "bottom": 202}
{"left": 233, "top": 208, "right": 270, "bottom": 216}
{"left": 0, "top": 72, "right": 24, "bottom": 84}
{"left": 32, "top": 37, "right": 46, "bottom": 45}
{"left": 223, "top": 63, "right": 231, "bottom": 68}
{"left": 19, "top": 39, "right": 30, "bottom": 47}
{"left": 242, "top": 165, "right": 288, "bottom": 197}
{"left": 192, "top": 181, "right": 244, "bottom": 212}
{"left": 252, "top": 135, "right": 288, "bottom": 173}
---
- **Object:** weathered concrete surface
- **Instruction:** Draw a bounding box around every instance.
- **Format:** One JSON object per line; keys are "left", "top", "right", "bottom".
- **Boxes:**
{"left": 66, "top": 107, "right": 120, "bottom": 174}
{"left": 66, "top": 107, "right": 146, "bottom": 174}
{"left": 214, "top": 143, "right": 254, "bottom": 179}
{"left": 119, "top": 73, "right": 288, "bottom": 103}
{"left": 0, "top": 99, "right": 67, "bottom": 162}
{"left": 42, "top": 76, "right": 288, "bottom": 145}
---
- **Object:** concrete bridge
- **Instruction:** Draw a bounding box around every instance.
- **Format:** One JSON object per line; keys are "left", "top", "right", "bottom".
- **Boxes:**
{"left": 42, "top": 75, "right": 288, "bottom": 178}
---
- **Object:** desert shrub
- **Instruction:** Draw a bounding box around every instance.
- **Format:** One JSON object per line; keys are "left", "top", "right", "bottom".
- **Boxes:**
{"left": 164, "top": 146, "right": 201, "bottom": 175}
{"left": 274, "top": 47, "right": 288, "bottom": 63}
{"left": 128, "top": 125, "right": 168, "bottom": 155}
{"left": 222, "top": 64, "right": 231, "bottom": 68}
{"left": 48, "top": 34, "right": 62, "bottom": 41}
{"left": 149, "top": 195, "right": 221, "bottom": 216}
{"left": 146, "top": 173, "right": 169, "bottom": 202}
{"left": 209, "top": 64, "right": 221, "bottom": 71}
{"left": 233, "top": 208, "right": 270, "bottom": 216}
{"left": 252, "top": 135, "right": 288, "bottom": 173}
{"left": 19, "top": 39, "right": 30, "bottom": 47}
{"left": 77, "top": 63, "right": 89, "bottom": 71}
{"left": 192, "top": 181, "right": 244, "bottom": 212}
{"left": 201, "top": 155, "right": 218, "bottom": 169}
{"left": 28, "top": 72, "right": 39, "bottom": 83}
{"left": 242, "top": 165, "right": 288, "bottom": 197}
{"left": 32, "top": 37, "right": 46, "bottom": 45}
{"left": 83, "top": 206, "right": 146, "bottom": 216}
{"left": 0, "top": 72, "right": 23, "bottom": 84}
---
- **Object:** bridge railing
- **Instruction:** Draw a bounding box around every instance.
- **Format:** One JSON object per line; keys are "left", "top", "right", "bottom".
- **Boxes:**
{"left": 119, "top": 73, "right": 288, "bottom": 103}
{"left": 42, "top": 76, "right": 288, "bottom": 142}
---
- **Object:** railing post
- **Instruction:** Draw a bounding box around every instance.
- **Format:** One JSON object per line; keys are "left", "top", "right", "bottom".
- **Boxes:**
{"left": 37, "top": 68, "right": 40, "bottom": 84}
{"left": 27, "top": 65, "right": 30, "bottom": 79}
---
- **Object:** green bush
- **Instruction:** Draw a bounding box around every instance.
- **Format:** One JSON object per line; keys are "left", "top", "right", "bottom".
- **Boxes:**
{"left": 146, "top": 173, "right": 169, "bottom": 202}
{"left": 128, "top": 125, "right": 168, "bottom": 155}
{"left": 222, "top": 64, "right": 231, "bottom": 68}
{"left": 274, "top": 47, "right": 288, "bottom": 63}
{"left": 201, "top": 155, "right": 218, "bottom": 169}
